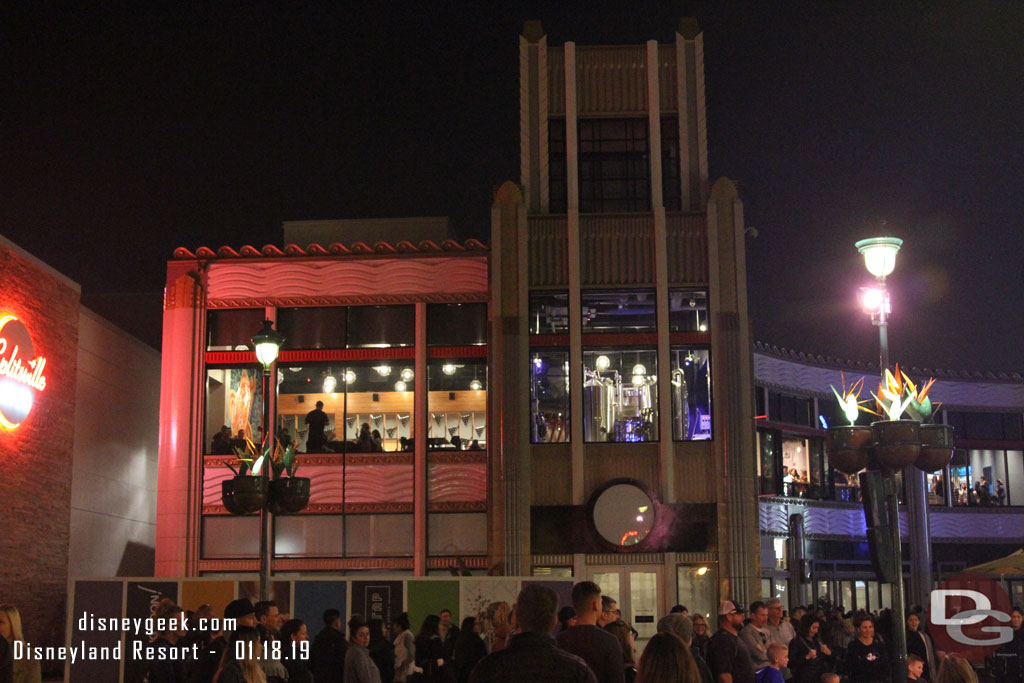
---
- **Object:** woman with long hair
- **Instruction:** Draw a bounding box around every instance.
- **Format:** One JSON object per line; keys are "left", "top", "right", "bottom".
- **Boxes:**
{"left": 787, "top": 614, "right": 832, "bottom": 683}
{"left": 345, "top": 615, "right": 382, "bottom": 683}
{"left": 214, "top": 627, "right": 267, "bottom": 683}
{"left": 637, "top": 632, "right": 701, "bottom": 683}
{"left": 393, "top": 612, "right": 416, "bottom": 683}
{"left": 453, "top": 617, "right": 487, "bottom": 683}
{"left": 0, "top": 605, "right": 41, "bottom": 683}
{"left": 690, "top": 614, "right": 711, "bottom": 660}
{"left": 905, "top": 612, "right": 940, "bottom": 681}
{"left": 605, "top": 620, "right": 638, "bottom": 683}
{"left": 280, "top": 618, "right": 312, "bottom": 683}
{"left": 843, "top": 615, "right": 889, "bottom": 683}
{"left": 412, "top": 614, "right": 449, "bottom": 683}
{"left": 935, "top": 655, "right": 978, "bottom": 683}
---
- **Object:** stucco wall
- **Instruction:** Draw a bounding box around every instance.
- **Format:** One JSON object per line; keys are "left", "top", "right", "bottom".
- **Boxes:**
{"left": 69, "top": 307, "right": 160, "bottom": 578}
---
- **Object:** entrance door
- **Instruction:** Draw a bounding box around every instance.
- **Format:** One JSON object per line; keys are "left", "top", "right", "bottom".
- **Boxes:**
{"left": 589, "top": 566, "right": 663, "bottom": 641}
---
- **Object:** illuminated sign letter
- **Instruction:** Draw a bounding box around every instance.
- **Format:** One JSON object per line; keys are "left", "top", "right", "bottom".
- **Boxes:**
{"left": 0, "top": 315, "right": 49, "bottom": 430}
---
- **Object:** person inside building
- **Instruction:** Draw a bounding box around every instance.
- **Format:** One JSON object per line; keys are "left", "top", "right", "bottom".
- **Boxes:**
{"left": 708, "top": 601, "right": 756, "bottom": 683}
{"left": 469, "top": 583, "right": 596, "bottom": 683}
{"left": 557, "top": 581, "right": 626, "bottom": 683}
{"left": 304, "top": 401, "right": 329, "bottom": 452}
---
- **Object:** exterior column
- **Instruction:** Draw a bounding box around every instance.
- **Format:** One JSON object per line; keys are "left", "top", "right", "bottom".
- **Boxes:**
{"left": 675, "top": 19, "right": 708, "bottom": 212}
{"left": 565, "top": 42, "right": 585, "bottom": 505}
{"left": 707, "top": 179, "right": 759, "bottom": 604}
{"left": 414, "top": 303, "right": 428, "bottom": 575}
{"left": 155, "top": 264, "right": 204, "bottom": 577}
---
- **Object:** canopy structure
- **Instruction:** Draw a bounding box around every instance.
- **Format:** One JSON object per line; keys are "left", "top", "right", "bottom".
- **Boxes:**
{"left": 964, "top": 549, "right": 1024, "bottom": 575}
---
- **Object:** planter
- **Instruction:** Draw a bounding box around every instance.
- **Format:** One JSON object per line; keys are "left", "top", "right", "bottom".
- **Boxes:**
{"left": 221, "top": 476, "right": 269, "bottom": 515}
{"left": 917, "top": 423, "right": 955, "bottom": 473}
{"left": 268, "top": 477, "right": 311, "bottom": 515}
{"left": 825, "top": 425, "right": 873, "bottom": 474}
{"left": 871, "top": 420, "right": 921, "bottom": 469}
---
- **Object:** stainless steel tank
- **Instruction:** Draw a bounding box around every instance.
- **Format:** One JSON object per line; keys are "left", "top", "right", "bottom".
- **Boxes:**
{"left": 671, "top": 369, "right": 689, "bottom": 440}
{"left": 583, "top": 374, "right": 616, "bottom": 441}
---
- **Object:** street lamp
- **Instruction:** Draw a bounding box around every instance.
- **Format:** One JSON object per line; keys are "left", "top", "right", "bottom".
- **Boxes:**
{"left": 251, "top": 319, "right": 284, "bottom": 601}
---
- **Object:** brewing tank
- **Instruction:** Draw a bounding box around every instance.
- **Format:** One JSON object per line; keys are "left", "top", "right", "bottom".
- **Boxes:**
{"left": 583, "top": 375, "right": 615, "bottom": 441}
{"left": 672, "top": 369, "right": 689, "bottom": 440}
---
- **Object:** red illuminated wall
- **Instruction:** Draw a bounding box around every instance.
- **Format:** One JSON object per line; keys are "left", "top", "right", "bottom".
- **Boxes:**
{"left": 0, "top": 237, "right": 80, "bottom": 652}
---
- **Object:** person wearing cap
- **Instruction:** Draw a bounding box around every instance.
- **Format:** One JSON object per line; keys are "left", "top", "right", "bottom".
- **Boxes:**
{"left": 657, "top": 613, "right": 713, "bottom": 683}
{"left": 708, "top": 601, "right": 757, "bottom": 683}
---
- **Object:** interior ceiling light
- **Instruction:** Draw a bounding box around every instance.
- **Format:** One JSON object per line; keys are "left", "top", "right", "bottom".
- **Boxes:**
{"left": 322, "top": 374, "right": 337, "bottom": 393}
{"left": 374, "top": 365, "right": 392, "bottom": 376}
{"left": 632, "top": 364, "right": 646, "bottom": 376}
{"left": 442, "top": 362, "right": 457, "bottom": 375}
{"left": 400, "top": 368, "right": 414, "bottom": 382}
{"left": 697, "top": 566, "right": 709, "bottom": 576}
{"left": 595, "top": 355, "right": 611, "bottom": 372}
{"left": 699, "top": 323, "right": 708, "bottom": 332}
{"left": 345, "top": 369, "right": 357, "bottom": 384}
{"left": 394, "top": 380, "right": 407, "bottom": 392}
{"left": 469, "top": 379, "right": 483, "bottom": 391}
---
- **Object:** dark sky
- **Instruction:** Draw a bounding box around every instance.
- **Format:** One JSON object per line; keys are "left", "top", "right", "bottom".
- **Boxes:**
{"left": 4, "top": 2, "right": 1023, "bottom": 372}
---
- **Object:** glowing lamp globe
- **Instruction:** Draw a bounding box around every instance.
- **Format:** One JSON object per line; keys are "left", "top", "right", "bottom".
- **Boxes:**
{"left": 322, "top": 374, "right": 337, "bottom": 393}
{"left": 855, "top": 237, "right": 903, "bottom": 279}
{"left": 595, "top": 355, "right": 611, "bottom": 372}
{"left": 251, "top": 320, "right": 284, "bottom": 370}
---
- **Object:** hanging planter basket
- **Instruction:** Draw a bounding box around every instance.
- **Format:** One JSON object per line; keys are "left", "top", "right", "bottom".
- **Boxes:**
{"left": 268, "top": 477, "right": 311, "bottom": 515}
{"left": 871, "top": 419, "right": 921, "bottom": 469}
{"left": 221, "top": 476, "right": 269, "bottom": 515}
{"left": 825, "top": 425, "right": 873, "bottom": 474}
{"left": 917, "top": 423, "right": 955, "bottom": 473}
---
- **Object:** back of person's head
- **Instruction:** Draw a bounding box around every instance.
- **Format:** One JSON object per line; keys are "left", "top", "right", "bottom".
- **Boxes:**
{"left": 572, "top": 581, "right": 602, "bottom": 614}
{"left": 419, "top": 614, "right": 441, "bottom": 638}
{"left": 657, "top": 613, "right": 693, "bottom": 643}
{"left": 637, "top": 632, "right": 700, "bottom": 683}
{"left": 514, "top": 583, "right": 559, "bottom": 635}
{"left": 936, "top": 655, "right": 978, "bottom": 683}
{"left": 394, "top": 612, "right": 411, "bottom": 631}
{"left": 557, "top": 605, "right": 576, "bottom": 628}
{"left": 316, "top": 401, "right": 324, "bottom": 408}
{"left": 458, "top": 617, "right": 476, "bottom": 637}
{"left": 225, "top": 626, "right": 264, "bottom": 679}
{"left": 323, "top": 608, "right": 341, "bottom": 627}
{"left": 367, "top": 618, "right": 385, "bottom": 645}
{"left": 0, "top": 605, "right": 25, "bottom": 642}
{"left": 605, "top": 620, "right": 636, "bottom": 666}
{"left": 820, "top": 673, "right": 840, "bottom": 683}
{"left": 153, "top": 600, "right": 184, "bottom": 635}
{"left": 670, "top": 604, "right": 688, "bottom": 614}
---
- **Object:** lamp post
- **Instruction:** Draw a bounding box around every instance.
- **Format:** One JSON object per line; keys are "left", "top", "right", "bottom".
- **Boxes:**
{"left": 251, "top": 319, "right": 284, "bottom": 601}
{"left": 856, "top": 236, "right": 931, "bottom": 682}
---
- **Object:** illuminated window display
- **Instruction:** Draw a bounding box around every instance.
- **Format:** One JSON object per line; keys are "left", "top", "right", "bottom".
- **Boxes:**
{"left": 582, "top": 349, "right": 658, "bottom": 442}
{"left": 669, "top": 347, "right": 711, "bottom": 441}
{"left": 529, "top": 291, "right": 569, "bottom": 334}
{"left": 668, "top": 289, "right": 709, "bottom": 332}
{"left": 581, "top": 289, "right": 656, "bottom": 333}
{"left": 204, "top": 366, "right": 264, "bottom": 451}
{"left": 427, "top": 359, "right": 487, "bottom": 450}
{"left": 530, "top": 350, "right": 569, "bottom": 443}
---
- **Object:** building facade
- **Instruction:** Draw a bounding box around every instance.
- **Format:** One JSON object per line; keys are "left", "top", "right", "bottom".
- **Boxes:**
{"left": 154, "top": 19, "right": 761, "bottom": 626}
{"left": 753, "top": 342, "right": 1024, "bottom": 611}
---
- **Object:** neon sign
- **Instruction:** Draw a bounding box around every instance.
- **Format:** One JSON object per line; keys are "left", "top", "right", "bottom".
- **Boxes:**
{"left": 0, "top": 315, "right": 48, "bottom": 430}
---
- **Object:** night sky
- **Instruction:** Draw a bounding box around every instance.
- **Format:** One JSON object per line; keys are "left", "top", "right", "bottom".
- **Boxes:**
{"left": 4, "top": 2, "right": 1023, "bottom": 372}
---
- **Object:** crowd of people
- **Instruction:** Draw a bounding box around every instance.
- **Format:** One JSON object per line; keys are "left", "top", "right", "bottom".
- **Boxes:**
{"left": 2, "top": 588, "right": 1022, "bottom": 683}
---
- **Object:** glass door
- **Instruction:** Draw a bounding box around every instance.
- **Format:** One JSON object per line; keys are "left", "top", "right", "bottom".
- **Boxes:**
{"left": 589, "top": 566, "right": 663, "bottom": 642}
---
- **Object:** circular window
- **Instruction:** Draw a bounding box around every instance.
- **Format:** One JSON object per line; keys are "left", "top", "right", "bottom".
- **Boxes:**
{"left": 592, "top": 483, "right": 656, "bottom": 547}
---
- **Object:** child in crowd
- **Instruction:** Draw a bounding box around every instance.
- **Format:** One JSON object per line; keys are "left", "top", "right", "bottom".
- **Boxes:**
{"left": 907, "top": 654, "right": 926, "bottom": 683}
{"left": 756, "top": 643, "right": 789, "bottom": 683}
{"left": 821, "top": 674, "right": 840, "bottom": 683}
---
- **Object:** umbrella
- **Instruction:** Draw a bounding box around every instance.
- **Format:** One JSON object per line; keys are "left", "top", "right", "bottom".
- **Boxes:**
{"left": 963, "top": 549, "right": 1024, "bottom": 575}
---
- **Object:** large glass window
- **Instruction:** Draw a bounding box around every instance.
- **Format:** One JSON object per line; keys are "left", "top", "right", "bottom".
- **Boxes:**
{"left": 529, "top": 291, "right": 569, "bottom": 334}
{"left": 946, "top": 411, "right": 1023, "bottom": 441}
{"left": 205, "top": 366, "right": 264, "bottom": 453}
{"left": 206, "top": 309, "right": 265, "bottom": 351}
{"left": 768, "top": 391, "right": 814, "bottom": 428}
{"left": 758, "top": 429, "right": 780, "bottom": 495}
{"left": 277, "top": 361, "right": 414, "bottom": 453}
{"left": 677, "top": 564, "right": 717, "bottom": 620}
{"left": 579, "top": 118, "right": 651, "bottom": 213}
{"left": 346, "top": 305, "right": 415, "bottom": 348}
{"left": 276, "top": 307, "right": 347, "bottom": 349}
{"left": 427, "top": 303, "right": 487, "bottom": 346}
{"left": 669, "top": 289, "right": 709, "bottom": 332}
{"left": 582, "top": 349, "right": 658, "bottom": 442}
{"left": 427, "top": 359, "right": 487, "bottom": 450}
{"left": 582, "top": 289, "right": 656, "bottom": 333}
{"left": 670, "top": 348, "right": 712, "bottom": 441}
{"left": 531, "top": 350, "right": 570, "bottom": 443}
{"left": 661, "top": 118, "right": 682, "bottom": 212}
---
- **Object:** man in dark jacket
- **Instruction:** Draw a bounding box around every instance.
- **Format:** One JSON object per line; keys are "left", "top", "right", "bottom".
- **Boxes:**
{"left": 310, "top": 608, "right": 346, "bottom": 683}
{"left": 556, "top": 582, "right": 625, "bottom": 683}
{"left": 469, "top": 583, "right": 596, "bottom": 683}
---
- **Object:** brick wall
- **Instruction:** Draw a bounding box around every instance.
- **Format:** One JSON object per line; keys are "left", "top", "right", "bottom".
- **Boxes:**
{"left": 0, "top": 240, "right": 80, "bottom": 651}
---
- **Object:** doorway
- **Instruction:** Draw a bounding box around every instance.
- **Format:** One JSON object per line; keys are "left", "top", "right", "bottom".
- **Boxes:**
{"left": 588, "top": 566, "right": 663, "bottom": 641}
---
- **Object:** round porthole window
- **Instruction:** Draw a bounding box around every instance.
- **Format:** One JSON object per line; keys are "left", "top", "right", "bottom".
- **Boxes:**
{"left": 592, "top": 483, "right": 655, "bottom": 547}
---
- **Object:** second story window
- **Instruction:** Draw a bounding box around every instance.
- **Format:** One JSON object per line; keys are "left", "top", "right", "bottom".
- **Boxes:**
{"left": 579, "top": 118, "right": 650, "bottom": 213}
